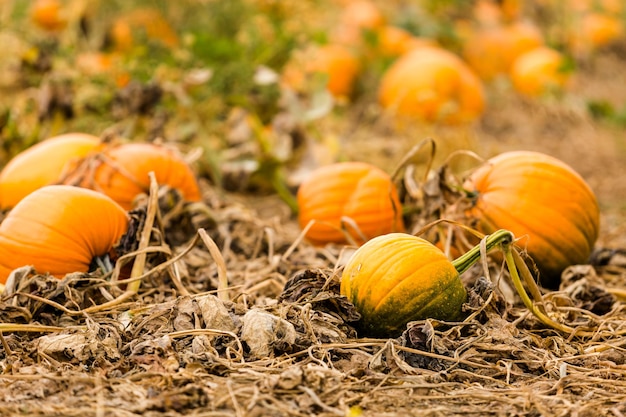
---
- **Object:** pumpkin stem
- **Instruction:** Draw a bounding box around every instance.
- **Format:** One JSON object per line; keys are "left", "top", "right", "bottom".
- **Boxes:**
{"left": 502, "top": 244, "right": 581, "bottom": 335}
{"left": 451, "top": 229, "right": 514, "bottom": 275}
{"left": 91, "top": 254, "right": 114, "bottom": 274}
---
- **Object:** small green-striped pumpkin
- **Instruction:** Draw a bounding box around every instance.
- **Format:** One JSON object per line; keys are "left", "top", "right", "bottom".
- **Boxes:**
{"left": 340, "top": 232, "right": 467, "bottom": 338}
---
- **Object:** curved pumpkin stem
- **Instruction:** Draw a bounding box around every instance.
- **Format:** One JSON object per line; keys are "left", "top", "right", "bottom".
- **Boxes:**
{"left": 501, "top": 244, "right": 581, "bottom": 335}
{"left": 450, "top": 229, "right": 600, "bottom": 337}
{"left": 451, "top": 229, "right": 514, "bottom": 275}
{"left": 390, "top": 137, "right": 436, "bottom": 183}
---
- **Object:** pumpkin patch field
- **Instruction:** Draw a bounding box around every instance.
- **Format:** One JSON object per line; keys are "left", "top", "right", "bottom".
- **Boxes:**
{"left": 1, "top": 0, "right": 626, "bottom": 415}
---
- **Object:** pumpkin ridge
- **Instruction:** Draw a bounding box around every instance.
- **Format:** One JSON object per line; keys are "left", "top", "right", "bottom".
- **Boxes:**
{"left": 1, "top": 212, "right": 90, "bottom": 257}
{"left": 373, "top": 257, "right": 457, "bottom": 313}
{"left": 478, "top": 198, "right": 591, "bottom": 265}
{"left": 373, "top": 270, "right": 463, "bottom": 330}
{"left": 355, "top": 242, "right": 419, "bottom": 306}
{"left": 343, "top": 172, "right": 402, "bottom": 233}
{"left": 0, "top": 234, "right": 86, "bottom": 274}
{"left": 478, "top": 167, "right": 599, "bottom": 246}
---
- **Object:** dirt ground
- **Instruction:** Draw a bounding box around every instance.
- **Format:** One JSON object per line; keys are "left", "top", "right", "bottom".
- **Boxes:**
{"left": 1, "top": 2, "right": 626, "bottom": 417}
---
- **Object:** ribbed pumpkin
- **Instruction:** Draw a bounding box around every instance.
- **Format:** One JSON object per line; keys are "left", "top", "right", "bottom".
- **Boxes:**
{"left": 0, "top": 133, "right": 102, "bottom": 210}
{"left": 0, "top": 185, "right": 129, "bottom": 283}
{"left": 65, "top": 142, "right": 202, "bottom": 210}
{"left": 510, "top": 47, "right": 571, "bottom": 97}
{"left": 378, "top": 47, "right": 485, "bottom": 124}
{"left": 341, "top": 233, "right": 467, "bottom": 337}
{"left": 464, "top": 151, "right": 600, "bottom": 287}
{"left": 297, "top": 162, "right": 404, "bottom": 245}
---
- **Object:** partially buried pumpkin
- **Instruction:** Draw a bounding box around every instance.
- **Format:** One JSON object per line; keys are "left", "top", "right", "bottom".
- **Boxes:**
{"left": 341, "top": 233, "right": 467, "bottom": 338}
{"left": 64, "top": 142, "right": 202, "bottom": 210}
{"left": 297, "top": 161, "right": 404, "bottom": 245}
{"left": 0, "top": 185, "right": 129, "bottom": 283}
{"left": 464, "top": 150, "right": 600, "bottom": 287}
{"left": 0, "top": 132, "right": 102, "bottom": 210}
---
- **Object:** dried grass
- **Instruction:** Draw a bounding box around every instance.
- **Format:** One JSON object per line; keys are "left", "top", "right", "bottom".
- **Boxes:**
{"left": 1, "top": 43, "right": 626, "bottom": 417}
{"left": 0, "top": 170, "right": 624, "bottom": 417}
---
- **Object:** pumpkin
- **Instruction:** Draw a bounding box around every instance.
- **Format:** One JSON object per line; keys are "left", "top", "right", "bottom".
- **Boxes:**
{"left": 510, "top": 47, "right": 571, "bottom": 97}
{"left": 65, "top": 142, "right": 202, "bottom": 210}
{"left": 462, "top": 21, "right": 544, "bottom": 81}
{"left": 464, "top": 150, "right": 600, "bottom": 287}
{"left": 0, "top": 185, "right": 129, "bottom": 283}
{"left": 108, "top": 7, "right": 179, "bottom": 50}
{"left": 570, "top": 12, "right": 623, "bottom": 54}
{"left": 378, "top": 46, "right": 485, "bottom": 124}
{"left": 30, "top": 0, "right": 67, "bottom": 32}
{"left": 282, "top": 44, "right": 362, "bottom": 98}
{"left": 332, "top": 0, "right": 386, "bottom": 48}
{"left": 297, "top": 161, "right": 404, "bottom": 245}
{"left": 0, "top": 133, "right": 102, "bottom": 210}
{"left": 341, "top": 233, "right": 467, "bottom": 337}
{"left": 472, "top": 0, "right": 522, "bottom": 25}
{"left": 375, "top": 26, "right": 437, "bottom": 58}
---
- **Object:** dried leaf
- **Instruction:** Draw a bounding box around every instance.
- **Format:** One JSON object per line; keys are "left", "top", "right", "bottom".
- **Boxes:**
{"left": 240, "top": 309, "right": 296, "bottom": 359}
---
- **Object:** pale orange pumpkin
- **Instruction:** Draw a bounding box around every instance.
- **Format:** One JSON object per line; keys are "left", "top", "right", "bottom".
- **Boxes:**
{"left": 0, "top": 185, "right": 129, "bottom": 283}
{"left": 464, "top": 150, "right": 600, "bottom": 287}
{"left": 376, "top": 26, "right": 437, "bottom": 58}
{"left": 569, "top": 12, "right": 623, "bottom": 54}
{"left": 66, "top": 142, "right": 202, "bottom": 210}
{"left": 0, "top": 133, "right": 102, "bottom": 210}
{"left": 108, "top": 7, "right": 179, "bottom": 50}
{"left": 332, "top": 0, "right": 386, "bottom": 48}
{"left": 510, "top": 47, "right": 571, "bottom": 97}
{"left": 297, "top": 161, "right": 404, "bottom": 245}
{"left": 462, "top": 21, "right": 544, "bottom": 81}
{"left": 282, "top": 44, "right": 362, "bottom": 98}
{"left": 378, "top": 47, "right": 485, "bottom": 124}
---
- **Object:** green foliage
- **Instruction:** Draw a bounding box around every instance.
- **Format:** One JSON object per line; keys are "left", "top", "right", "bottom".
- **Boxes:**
{"left": 587, "top": 100, "right": 626, "bottom": 127}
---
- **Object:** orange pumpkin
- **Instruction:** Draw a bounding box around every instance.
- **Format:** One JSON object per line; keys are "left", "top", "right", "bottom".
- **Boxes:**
{"left": 0, "top": 185, "right": 129, "bottom": 283}
{"left": 472, "top": 0, "right": 522, "bottom": 25}
{"left": 376, "top": 26, "right": 437, "bottom": 58}
{"left": 332, "top": 0, "right": 386, "bottom": 47}
{"left": 297, "top": 162, "right": 404, "bottom": 245}
{"left": 30, "top": 0, "right": 67, "bottom": 32}
{"left": 569, "top": 12, "right": 623, "bottom": 54}
{"left": 462, "top": 21, "right": 544, "bottom": 81}
{"left": 66, "top": 142, "right": 202, "bottom": 210}
{"left": 0, "top": 133, "right": 102, "bottom": 210}
{"left": 378, "top": 47, "right": 485, "bottom": 124}
{"left": 282, "top": 44, "right": 362, "bottom": 98}
{"left": 108, "top": 7, "right": 179, "bottom": 50}
{"left": 510, "top": 47, "right": 571, "bottom": 97}
{"left": 464, "top": 151, "right": 600, "bottom": 287}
